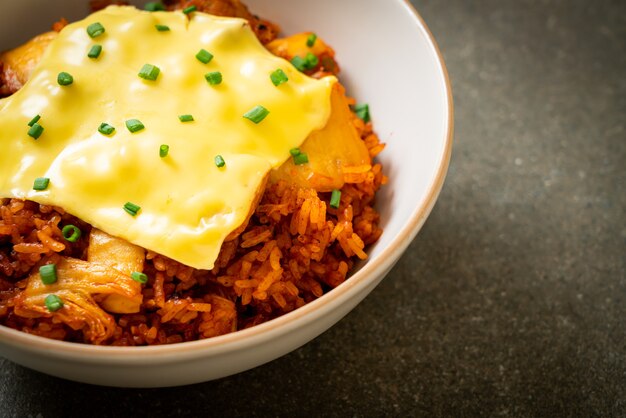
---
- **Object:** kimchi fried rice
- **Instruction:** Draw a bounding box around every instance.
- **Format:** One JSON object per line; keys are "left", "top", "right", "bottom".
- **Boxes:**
{"left": 0, "top": 0, "right": 386, "bottom": 345}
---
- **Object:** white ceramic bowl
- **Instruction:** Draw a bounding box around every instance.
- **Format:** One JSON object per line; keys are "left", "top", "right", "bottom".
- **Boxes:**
{"left": 0, "top": 0, "right": 453, "bottom": 387}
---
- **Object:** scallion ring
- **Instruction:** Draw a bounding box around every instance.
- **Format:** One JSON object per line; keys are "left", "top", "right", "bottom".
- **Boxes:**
{"left": 125, "top": 119, "right": 145, "bottom": 133}
{"left": 57, "top": 72, "right": 74, "bottom": 86}
{"left": 138, "top": 64, "right": 160, "bottom": 81}
{"left": 45, "top": 294, "right": 64, "bottom": 312}
{"left": 33, "top": 177, "right": 50, "bottom": 191}
{"left": 28, "top": 123, "right": 44, "bottom": 140}
{"left": 131, "top": 271, "right": 148, "bottom": 284}
{"left": 330, "top": 189, "right": 342, "bottom": 209}
{"left": 214, "top": 155, "right": 226, "bottom": 168}
{"left": 88, "top": 44, "right": 102, "bottom": 59}
{"left": 61, "top": 225, "right": 82, "bottom": 242}
{"left": 270, "top": 69, "right": 288, "bottom": 86}
{"left": 39, "top": 264, "right": 58, "bottom": 285}
{"left": 86, "top": 22, "right": 105, "bottom": 38}
{"left": 243, "top": 105, "right": 270, "bottom": 124}
{"left": 123, "top": 201, "right": 141, "bottom": 216}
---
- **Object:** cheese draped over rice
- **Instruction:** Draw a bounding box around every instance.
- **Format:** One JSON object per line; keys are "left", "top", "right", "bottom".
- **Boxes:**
{"left": 0, "top": 6, "right": 335, "bottom": 269}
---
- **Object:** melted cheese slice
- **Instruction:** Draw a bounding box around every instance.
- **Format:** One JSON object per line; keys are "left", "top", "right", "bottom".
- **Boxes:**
{"left": 0, "top": 6, "right": 335, "bottom": 269}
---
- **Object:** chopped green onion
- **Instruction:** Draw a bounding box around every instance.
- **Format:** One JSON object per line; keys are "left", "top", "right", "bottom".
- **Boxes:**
{"left": 61, "top": 225, "right": 82, "bottom": 242}
{"left": 138, "top": 64, "right": 160, "bottom": 81}
{"left": 291, "top": 56, "right": 307, "bottom": 72}
{"left": 33, "top": 177, "right": 50, "bottom": 191}
{"left": 289, "top": 148, "right": 301, "bottom": 157}
{"left": 291, "top": 52, "right": 318, "bottom": 72}
{"left": 204, "top": 71, "right": 222, "bottom": 85}
{"left": 293, "top": 152, "right": 309, "bottom": 165}
{"left": 57, "top": 72, "right": 74, "bottom": 86}
{"left": 159, "top": 144, "right": 170, "bottom": 158}
{"left": 214, "top": 155, "right": 225, "bottom": 168}
{"left": 243, "top": 105, "right": 269, "bottom": 124}
{"left": 353, "top": 103, "right": 370, "bottom": 123}
{"left": 39, "top": 264, "right": 58, "bottom": 285}
{"left": 123, "top": 201, "right": 141, "bottom": 216}
{"left": 144, "top": 2, "right": 165, "bottom": 11}
{"left": 27, "top": 115, "right": 41, "bottom": 127}
{"left": 86, "top": 22, "right": 105, "bottom": 38}
{"left": 28, "top": 123, "right": 44, "bottom": 139}
{"left": 195, "top": 49, "right": 213, "bottom": 64}
{"left": 306, "top": 33, "right": 317, "bottom": 47}
{"left": 27, "top": 123, "right": 44, "bottom": 139}
{"left": 178, "top": 114, "right": 194, "bottom": 122}
{"left": 45, "top": 294, "right": 64, "bottom": 312}
{"left": 131, "top": 271, "right": 148, "bottom": 284}
{"left": 305, "top": 52, "right": 319, "bottom": 67}
{"left": 155, "top": 24, "right": 170, "bottom": 32}
{"left": 183, "top": 5, "right": 197, "bottom": 14}
{"left": 329, "top": 189, "right": 342, "bottom": 209}
{"left": 270, "top": 68, "right": 288, "bottom": 86}
{"left": 98, "top": 122, "right": 115, "bottom": 136}
{"left": 87, "top": 44, "right": 102, "bottom": 59}
{"left": 125, "top": 119, "right": 145, "bottom": 133}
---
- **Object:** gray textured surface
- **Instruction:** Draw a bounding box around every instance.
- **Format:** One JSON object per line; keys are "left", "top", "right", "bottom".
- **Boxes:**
{"left": 1, "top": 0, "right": 625, "bottom": 416}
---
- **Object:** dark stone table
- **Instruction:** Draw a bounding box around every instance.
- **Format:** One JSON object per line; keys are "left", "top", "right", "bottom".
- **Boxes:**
{"left": 1, "top": 0, "right": 624, "bottom": 416}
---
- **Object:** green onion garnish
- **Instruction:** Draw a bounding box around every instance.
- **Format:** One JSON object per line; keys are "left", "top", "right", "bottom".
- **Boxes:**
{"left": 291, "top": 53, "right": 318, "bottom": 72}
{"left": 214, "top": 155, "right": 226, "bottom": 168}
{"left": 305, "top": 52, "right": 319, "bottom": 68}
{"left": 27, "top": 115, "right": 41, "bottom": 127}
{"left": 39, "top": 264, "right": 58, "bottom": 285}
{"left": 183, "top": 5, "right": 197, "bottom": 14}
{"left": 293, "top": 152, "right": 309, "bottom": 165}
{"left": 289, "top": 148, "right": 301, "bottom": 156}
{"left": 204, "top": 71, "right": 222, "bottom": 85}
{"left": 45, "top": 294, "right": 64, "bottom": 312}
{"left": 159, "top": 144, "right": 170, "bottom": 158}
{"left": 86, "top": 22, "right": 105, "bottom": 38}
{"left": 88, "top": 44, "right": 102, "bottom": 59}
{"left": 123, "top": 202, "right": 141, "bottom": 216}
{"left": 330, "top": 189, "right": 342, "bottom": 209}
{"left": 98, "top": 122, "right": 115, "bottom": 136}
{"left": 125, "top": 119, "right": 145, "bottom": 133}
{"left": 57, "top": 72, "right": 74, "bottom": 86}
{"left": 28, "top": 123, "right": 44, "bottom": 139}
{"left": 131, "top": 271, "right": 148, "bottom": 284}
{"left": 155, "top": 24, "right": 170, "bottom": 32}
{"left": 195, "top": 49, "right": 213, "bottom": 64}
{"left": 178, "top": 114, "right": 194, "bottom": 122}
{"left": 33, "top": 177, "right": 50, "bottom": 191}
{"left": 243, "top": 105, "right": 269, "bottom": 124}
{"left": 291, "top": 56, "right": 307, "bottom": 72}
{"left": 306, "top": 33, "right": 317, "bottom": 47}
{"left": 138, "top": 64, "right": 160, "bottom": 81}
{"left": 270, "top": 69, "right": 288, "bottom": 86}
{"left": 353, "top": 103, "right": 370, "bottom": 123}
{"left": 61, "top": 225, "right": 82, "bottom": 242}
{"left": 144, "top": 2, "right": 165, "bottom": 11}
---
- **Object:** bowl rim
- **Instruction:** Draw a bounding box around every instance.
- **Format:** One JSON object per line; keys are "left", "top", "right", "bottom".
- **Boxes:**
{"left": 0, "top": 0, "right": 454, "bottom": 362}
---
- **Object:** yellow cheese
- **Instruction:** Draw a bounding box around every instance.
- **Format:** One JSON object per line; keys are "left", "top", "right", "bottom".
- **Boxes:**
{"left": 0, "top": 6, "right": 335, "bottom": 269}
